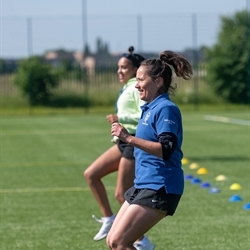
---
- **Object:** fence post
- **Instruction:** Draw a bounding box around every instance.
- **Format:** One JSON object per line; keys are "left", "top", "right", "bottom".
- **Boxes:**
{"left": 137, "top": 15, "right": 143, "bottom": 52}
{"left": 192, "top": 13, "right": 199, "bottom": 110}
{"left": 27, "top": 17, "right": 33, "bottom": 57}
{"left": 82, "top": 0, "right": 88, "bottom": 49}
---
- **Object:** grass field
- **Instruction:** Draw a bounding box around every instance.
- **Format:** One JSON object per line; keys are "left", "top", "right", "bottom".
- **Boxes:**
{"left": 0, "top": 108, "right": 249, "bottom": 250}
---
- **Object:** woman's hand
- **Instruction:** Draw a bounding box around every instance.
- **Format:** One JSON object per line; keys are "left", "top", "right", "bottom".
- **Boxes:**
{"left": 111, "top": 123, "right": 132, "bottom": 143}
{"left": 106, "top": 114, "right": 118, "bottom": 124}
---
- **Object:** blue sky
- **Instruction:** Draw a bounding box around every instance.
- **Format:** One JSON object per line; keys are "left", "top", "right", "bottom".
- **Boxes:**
{"left": 2, "top": 0, "right": 247, "bottom": 16}
{"left": 1, "top": 0, "right": 248, "bottom": 58}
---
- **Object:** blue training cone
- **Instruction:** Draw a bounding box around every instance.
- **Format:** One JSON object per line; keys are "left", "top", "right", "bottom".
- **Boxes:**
{"left": 185, "top": 174, "right": 193, "bottom": 180}
{"left": 243, "top": 203, "right": 250, "bottom": 210}
{"left": 200, "top": 182, "right": 211, "bottom": 188}
{"left": 191, "top": 178, "right": 201, "bottom": 184}
{"left": 209, "top": 187, "right": 220, "bottom": 194}
{"left": 229, "top": 195, "right": 242, "bottom": 202}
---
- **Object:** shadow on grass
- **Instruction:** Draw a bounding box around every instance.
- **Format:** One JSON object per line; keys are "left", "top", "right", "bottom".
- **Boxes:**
{"left": 188, "top": 156, "right": 250, "bottom": 162}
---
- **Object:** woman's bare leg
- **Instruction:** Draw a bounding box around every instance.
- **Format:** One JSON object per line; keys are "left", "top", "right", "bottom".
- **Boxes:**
{"left": 114, "top": 159, "right": 149, "bottom": 244}
{"left": 107, "top": 202, "right": 165, "bottom": 250}
{"left": 115, "top": 157, "right": 135, "bottom": 205}
{"left": 84, "top": 145, "right": 122, "bottom": 216}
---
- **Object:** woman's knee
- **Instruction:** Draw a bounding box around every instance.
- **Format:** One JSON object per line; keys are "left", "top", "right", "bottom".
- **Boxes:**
{"left": 83, "top": 167, "right": 95, "bottom": 183}
{"left": 106, "top": 234, "right": 121, "bottom": 249}
{"left": 107, "top": 234, "right": 134, "bottom": 249}
{"left": 106, "top": 235, "right": 112, "bottom": 249}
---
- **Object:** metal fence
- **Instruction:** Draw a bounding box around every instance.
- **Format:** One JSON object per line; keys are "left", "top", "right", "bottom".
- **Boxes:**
{"left": 0, "top": 64, "right": 207, "bottom": 107}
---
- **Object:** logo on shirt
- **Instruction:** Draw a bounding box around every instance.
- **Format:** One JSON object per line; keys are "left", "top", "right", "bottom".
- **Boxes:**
{"left": 151, "top": 199, "right": 159, "bottom": 203}
{"left": 142, "top": 111, "right": 151, "bottom": 125}
{"left": 164, "top": 119, "right": 175, "bottom": 124}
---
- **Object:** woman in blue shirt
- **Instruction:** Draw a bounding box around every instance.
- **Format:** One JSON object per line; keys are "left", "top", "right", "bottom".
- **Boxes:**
{"left": 107, "top": 50, "right": 193, "bottom": 249}
{"left": 84, "top": 46, "right": 155, "bottom": 250}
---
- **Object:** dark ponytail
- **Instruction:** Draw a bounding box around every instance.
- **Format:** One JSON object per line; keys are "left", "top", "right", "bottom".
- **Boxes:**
{"left": 159, "top": 51, "right": 193, "bottom": 80}
{"left": 140, "top": 50, "right": 193, "bottom": 94}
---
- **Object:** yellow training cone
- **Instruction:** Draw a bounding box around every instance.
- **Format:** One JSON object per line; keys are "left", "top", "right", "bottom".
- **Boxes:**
{"left": 215, "top": 175, "right": 227, "bottom": 181}
{"left": 229, "top": 183, "right": 242, "bottom": 190}
{"left": 182, "top": 158, "right": 189, "bottom": 165}
{"left": 189, "top": 163, "right": 199, "bottom": 169}
{"left": 197, "top": 167, "right": 208, "bottom": 175}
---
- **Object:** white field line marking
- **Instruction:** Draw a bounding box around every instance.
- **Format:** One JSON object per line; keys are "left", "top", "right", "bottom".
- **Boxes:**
{"left": 0, "top": 186, "right": 115, "bottom": 194}
{"left": 204, "top": 115, "right": 250, "bottom": 126}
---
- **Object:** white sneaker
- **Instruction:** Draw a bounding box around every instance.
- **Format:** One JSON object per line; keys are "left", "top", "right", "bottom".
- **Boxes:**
{"left": 133, "top": 236, "right": 155, "bottom": 250}
{"left": 92, "top": 214, "right": 115, "bottom": 241}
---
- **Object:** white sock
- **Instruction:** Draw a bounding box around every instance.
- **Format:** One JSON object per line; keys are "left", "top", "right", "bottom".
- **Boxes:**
{"left": 102, "top": 214, "right": 115, "bottom": 222}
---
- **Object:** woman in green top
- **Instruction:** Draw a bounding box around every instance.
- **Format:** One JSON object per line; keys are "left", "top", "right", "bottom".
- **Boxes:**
{"left": 84, "top": 47, "right": 155, "bottom": 249}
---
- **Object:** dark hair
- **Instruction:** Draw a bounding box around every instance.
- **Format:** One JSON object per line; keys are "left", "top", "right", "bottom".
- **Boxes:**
{"left": 122, "top": 46, "right": 145, "bottom": 68}
{"left": 140, "top": 50, "right": 193, "bottom": 94}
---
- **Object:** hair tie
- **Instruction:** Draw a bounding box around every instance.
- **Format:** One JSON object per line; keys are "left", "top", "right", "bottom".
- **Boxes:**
{"left": 122, "top": 53, "right": 143, "bottom": 68}
{"left": 165, "top": 62, "right": 176, "bottom": 78}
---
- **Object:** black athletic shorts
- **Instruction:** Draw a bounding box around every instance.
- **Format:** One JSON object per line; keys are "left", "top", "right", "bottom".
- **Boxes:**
{"left": 117, "top": 136, "right": 135, "bottom": 160}
{"left": 124, "top": 186, "right": 181, "bottom": 216}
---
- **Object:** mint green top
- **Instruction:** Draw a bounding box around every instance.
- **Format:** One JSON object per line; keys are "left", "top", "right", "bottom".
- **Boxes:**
{"left": 117, "top": 77, "right": 145, "bottom": 134}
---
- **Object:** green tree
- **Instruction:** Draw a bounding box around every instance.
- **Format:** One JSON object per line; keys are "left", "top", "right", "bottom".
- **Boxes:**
{"left": 204, "top": 10, "right": 250, "bottom": 104}
{"left": 15, "top": 56, "right": 59, "bottom": 105}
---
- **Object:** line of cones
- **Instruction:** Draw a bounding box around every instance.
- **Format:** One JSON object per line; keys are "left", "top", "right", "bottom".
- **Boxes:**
{"left": 182, "top": 158, "right": 250, "bottom": 211}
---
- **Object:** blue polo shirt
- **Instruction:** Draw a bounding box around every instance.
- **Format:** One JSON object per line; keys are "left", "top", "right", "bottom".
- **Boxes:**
{"left": 134, "top": 94, "right": 184, "bottom": 194}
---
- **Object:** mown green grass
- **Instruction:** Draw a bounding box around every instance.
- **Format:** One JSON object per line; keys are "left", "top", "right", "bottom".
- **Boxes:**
{"left": 0, "top": 108, "right": 249, "bottom": 250}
